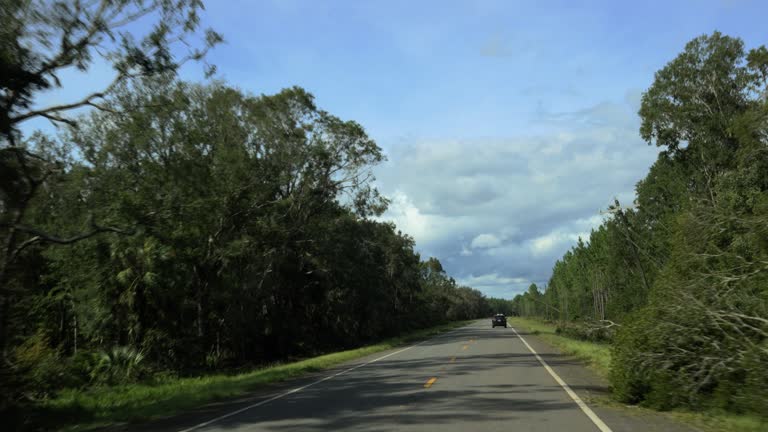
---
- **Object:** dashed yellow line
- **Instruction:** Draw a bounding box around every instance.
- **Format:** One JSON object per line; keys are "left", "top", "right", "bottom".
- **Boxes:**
{"left": 450, "top": 356, "right": 456, "bottom": 363}
{"left": 462, "top": 345, "right": 469, "bottom": 350}
{"left": 424, "top": 377, "right": 438, "bottom": 388}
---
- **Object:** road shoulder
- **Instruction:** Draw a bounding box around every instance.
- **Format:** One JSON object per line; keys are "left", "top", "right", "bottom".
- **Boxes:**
{"left": 94, "top": 324, "right": 469, "bottom": 432}
{"left": 511, "top": 326, "right": 702, "bottom": 432}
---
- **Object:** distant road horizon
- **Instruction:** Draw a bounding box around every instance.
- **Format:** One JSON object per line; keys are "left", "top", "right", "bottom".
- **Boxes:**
{"left": 127, "top": 321, "right": 695, "bottom": 432}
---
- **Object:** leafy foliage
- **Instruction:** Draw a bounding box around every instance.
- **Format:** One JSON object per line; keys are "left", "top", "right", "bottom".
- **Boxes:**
{"left": 2, "top": 75, "right": 498, "bottom": 429}
{"left": 527, "top": 32, "right": 768, "bottom": 417}
{"left": 92, "top": 347, "right": 147, "bottom": 385}
{"left": 1, "top": 1, "right": 220, "bottom": 417}
{"left": 1, "top": 5, "right": 497, "bottom": 423}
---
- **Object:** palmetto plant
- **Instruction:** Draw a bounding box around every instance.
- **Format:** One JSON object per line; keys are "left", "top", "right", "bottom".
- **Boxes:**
{"left": 92, "top": 347, "right": 146, "bottom": 385}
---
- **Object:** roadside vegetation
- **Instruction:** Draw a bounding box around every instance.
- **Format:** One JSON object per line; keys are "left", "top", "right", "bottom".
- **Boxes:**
{"left": 0, "top": 2, "right": 500, "bottom": 430}
{"left": 511, "top": 317, "right": 768, "bottom": 432}
{"left": 42, "top": 320, "right": 468, "bottom": 431}
{"left": 511, "top": 31, "right": 768, "bottom": 424}
{"left": 3, "top": 2, "right": 766, "bottom": 431}
{"left": 507, "top": 317, "right": 611, "bottom": 377}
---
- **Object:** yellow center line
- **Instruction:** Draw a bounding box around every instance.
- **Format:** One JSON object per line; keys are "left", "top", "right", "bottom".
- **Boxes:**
{"left": 424, "top": 377, "right": 438, "bottom": 388}
{"left": 462, "top": 345, "right": 469, "bottom": 350}
{"left": 450, "top": 356, "right": 456, "bottom": 363}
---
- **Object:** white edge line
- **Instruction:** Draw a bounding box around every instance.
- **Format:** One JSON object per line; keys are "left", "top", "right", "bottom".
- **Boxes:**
{"left": 511, "top": 327, "right": 613, "bottom": 432}
{"left": 178, "top": 325, "right": 470, "bottom": 432}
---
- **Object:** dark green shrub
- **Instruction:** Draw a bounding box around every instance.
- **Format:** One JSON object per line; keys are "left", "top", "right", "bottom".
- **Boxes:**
{"left": 556, "top": 321, "right": 616, "bottom": 343}
{"left": 62, "top": 350, "right": 101, "bottom": 388}
{"left": 91, "top": 347, "right": 148, "bottom": 385}
{"left": 12, "top": 333, "right": 65, "bottom": 397}
{"left": 610, "top": 312, "right": 653, "bottom": 404}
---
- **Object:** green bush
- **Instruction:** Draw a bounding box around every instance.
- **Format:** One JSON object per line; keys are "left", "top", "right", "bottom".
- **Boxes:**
{"left": 12, "top": 334, "right": 103, "bottom": 399}
{"left": 610, "top": 285, "right": 768, "bottom": 415}
{"left": 711, "top": 344, "right": 768, "bottom": 415}
{"left": 64, "top": 350, "right": 101, "bottom": 387}
{"left": 643, "top": 368, "right": 693, "bottom": 411}
{"left": 610, "top": 312, "right": 653, "bottom": 405}
{"left": 13, "top": 333, "right": 66, "bottom": 397}
{"left": 556, "top": 321, "right": 616, "bottom": 343}
{"left": 613, "top": 296, "right": 723, "bottom": 411}
{"left": 91, "top": 347, "right": 148, "bottom": 385}
{"left": 610, "top": 307, "right": 693, "bottom": 410}
{"left": 741, "top": 345, "right": 768, "bottom": 414}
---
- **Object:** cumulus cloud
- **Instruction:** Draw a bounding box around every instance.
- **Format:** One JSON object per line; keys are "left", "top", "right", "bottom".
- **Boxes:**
{"left": 527, "top": 216, "right": 601, "bottom": 257}
{"left": 457, "top": 273, "right": 532, "bottom": 299}
{"left": 471, "top": 233, "right": 502, "bottom": 249}
{"left": 376, "top": 98, "right": 659, "bottom": 298}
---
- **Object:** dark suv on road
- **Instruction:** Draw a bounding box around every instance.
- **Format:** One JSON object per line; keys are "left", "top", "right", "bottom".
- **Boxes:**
{"left": 492, "top": 313, "right": 507, "bottom": 328}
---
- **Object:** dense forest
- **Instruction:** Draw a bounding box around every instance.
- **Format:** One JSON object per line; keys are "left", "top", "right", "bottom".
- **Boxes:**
{"left": 0, "top": 1, "right": 507, "bottom": 423}
{"left": 4, "top": 0, "right": 766, "bottom": 428}
{"left": 513, "top": 32, "right": 768, "bottom": 417}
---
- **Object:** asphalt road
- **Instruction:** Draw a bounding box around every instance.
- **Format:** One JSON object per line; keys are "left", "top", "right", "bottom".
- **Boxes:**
{"left": 149, "top": 320, "right": 696, "bottom": 432}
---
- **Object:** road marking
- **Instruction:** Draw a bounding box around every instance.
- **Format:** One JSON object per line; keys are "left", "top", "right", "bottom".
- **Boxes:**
{"left": 424, "top": 377, "right": 438, "bottom": 388}
{"left": 511, "top": 327, "right": 614, "bottom": 432}
{"left": 462, "top": 345, "right": 469, "bottom": 350}
{"left": 449, "top": 356, "right": 456, "bottom": 363}
{"left": 178, "top": 325, "right": 470, "bottom": 432}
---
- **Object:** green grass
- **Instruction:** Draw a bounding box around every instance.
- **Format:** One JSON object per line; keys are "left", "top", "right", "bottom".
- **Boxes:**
{"left": 507, "top": 317, "right": 612, "bottom": 378}
{"left": 42, "top": 321, "right": 470, "bottom": 431}
{"left": 597, "top": 397, "right": 768, "bottom": 432}
{"left": 676, "top": 411, "right": 768, "bottom": 432}
{"left": 509, "top": 317, "right": 768, "bottom": 432}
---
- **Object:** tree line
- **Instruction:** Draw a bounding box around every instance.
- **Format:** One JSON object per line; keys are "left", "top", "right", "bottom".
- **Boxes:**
{"left": 0, "top": 1, "right": 510, "bottom": 422}
{"left": 513, "top": 32, "right": 768, "bottom": 416}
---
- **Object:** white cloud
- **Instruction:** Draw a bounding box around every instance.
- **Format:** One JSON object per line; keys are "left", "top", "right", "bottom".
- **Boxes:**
{"left": 527, "top": 214, "right": 603, "bottom": 256}
{"left": 457, "top": 273, "right": 533, "bottom": 298}
{"left": 381, "top": 190, "right": 478, "bottom": 247}
{"left": 375, "top": 98, "right": 660, "bottom": 299}
{"left": 461, "top": 273, "right": 528, "bottom": 286}
{"left": 382, "top": 190, "right": 430, "bottom": 242}
{"left": 529, "top": 231, "right": 585, "bottom": 257}
{"left": 470, "top": 233, "right": 502, "bottom": 249}
{"left": 530, "top": 232, "right": 561, "bottom": 256}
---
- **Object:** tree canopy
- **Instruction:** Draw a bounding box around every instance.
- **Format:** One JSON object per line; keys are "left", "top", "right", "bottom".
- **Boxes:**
{"left": 1, "top": 76, "right": 499, "bottom": 423}
{"left": 516, "top": 32, "right": 768, "bottom": 415}
{"left": 0, "top": 3, "right": 500, "bottom": 425}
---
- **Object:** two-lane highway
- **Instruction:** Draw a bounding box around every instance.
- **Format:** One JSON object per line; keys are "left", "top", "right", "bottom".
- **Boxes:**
{"left": 175, "top": 321, "right": 613, "bottom": 432}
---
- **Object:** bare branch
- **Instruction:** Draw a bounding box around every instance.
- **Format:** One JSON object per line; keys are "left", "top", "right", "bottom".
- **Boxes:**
{"left": 6, "top": 222, "right": 136, "bottom": 264}
{"left": 11, "top": 89, "right": 106, "bottom": 124}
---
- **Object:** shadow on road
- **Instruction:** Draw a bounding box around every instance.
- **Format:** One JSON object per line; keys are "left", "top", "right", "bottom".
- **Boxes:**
{"left": 111, "top": 324, "right": 609, "bottom": 432}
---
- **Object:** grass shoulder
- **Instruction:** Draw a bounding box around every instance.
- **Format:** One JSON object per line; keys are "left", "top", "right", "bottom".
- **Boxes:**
{"left": 507, "top": 317, "right": 611, "bottom": 378}
{"left": 595, "top": 397, "right": 768, "bottom": 432}
{"left": 44, "top": 320, "right": 471, "bottom": 431}
{"left": 508, "top": 317, "right": 767, "bottom": 432}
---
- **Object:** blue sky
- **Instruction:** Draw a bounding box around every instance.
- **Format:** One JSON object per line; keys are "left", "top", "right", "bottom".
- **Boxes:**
{"left": 195, "top": 0, "right": 766, "bottom": 140}
{"left": 23, "top": 0, "right": 768, "bottom": 298}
